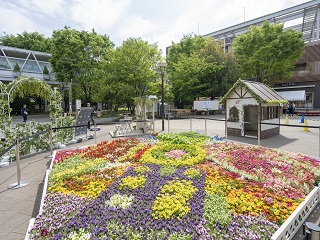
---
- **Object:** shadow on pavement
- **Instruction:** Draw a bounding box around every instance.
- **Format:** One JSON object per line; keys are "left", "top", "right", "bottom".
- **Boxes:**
{"left": 227, "top": 134, "right": 298, "bottom": 148}
{"left": 31, "top": 155, "right": 51, "bottom": 218}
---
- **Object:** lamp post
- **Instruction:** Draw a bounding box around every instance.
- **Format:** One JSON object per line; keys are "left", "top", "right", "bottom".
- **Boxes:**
{"left": 158, "top": 62, "right": 167, "bottom": 131}
{"left": 68, "top": 79, "right": 72, "bottom": 114}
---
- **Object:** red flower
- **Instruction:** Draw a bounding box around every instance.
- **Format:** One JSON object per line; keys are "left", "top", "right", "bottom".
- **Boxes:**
{"left": 41, "top": 228, "right": 49, "bottom": 236}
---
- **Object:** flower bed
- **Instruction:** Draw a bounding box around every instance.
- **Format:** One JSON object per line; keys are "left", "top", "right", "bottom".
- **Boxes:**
{"left": 28, "top": 132, "right": 320, "bottom": 239}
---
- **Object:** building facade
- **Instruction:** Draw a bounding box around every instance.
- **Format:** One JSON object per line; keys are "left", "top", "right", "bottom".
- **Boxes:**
{"left": 0, "top": 45, "right": 58, "bottom": 85}
{"left": 274, "top": 43, "right": 320, "bottom": 110}
{"left": 203, "top": 0, "right": 320, "bottom": 110}
{"left": 0, "top": 46, "right": 60, "bottom": 112}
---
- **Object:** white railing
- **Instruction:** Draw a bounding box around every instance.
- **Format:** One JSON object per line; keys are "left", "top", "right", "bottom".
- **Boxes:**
{"left": 271, "top": 185, "right": 320, "bottom": 240}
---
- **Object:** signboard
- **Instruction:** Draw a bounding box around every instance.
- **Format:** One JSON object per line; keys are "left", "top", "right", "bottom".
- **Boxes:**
{"left": 202, "top": 101, "right": 213, "bottom": 109}
{"left": 74, "top": 107, "right": 92, "bottom": 137}
{"left": 276, "top": 90, "right": 306, "bottom": 101}
{"left": 193, "top": 100, "right": 219, "bottom": 110}
{"left": 76, "top": 99, "right": 81, "bottom": 110}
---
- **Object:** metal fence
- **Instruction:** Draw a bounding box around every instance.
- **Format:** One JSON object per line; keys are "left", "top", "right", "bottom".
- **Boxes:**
{"left": 3, "top": 123, "right": 98, "bottom": 189}
{"left": 162, "top": 116, "right": 320, "bottom": 158}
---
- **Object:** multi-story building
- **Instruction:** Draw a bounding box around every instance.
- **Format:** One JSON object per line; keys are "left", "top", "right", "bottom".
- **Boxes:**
{"left": 203, "top": 0, "right": 320, "bottom": 110}
{"left": 273, "top": 43, "right": 320, "bottom": 110}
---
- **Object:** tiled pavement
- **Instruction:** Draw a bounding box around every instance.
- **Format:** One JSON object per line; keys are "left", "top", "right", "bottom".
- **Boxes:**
{"left": 1, "top": 115, "right": 320, "bottom": 240}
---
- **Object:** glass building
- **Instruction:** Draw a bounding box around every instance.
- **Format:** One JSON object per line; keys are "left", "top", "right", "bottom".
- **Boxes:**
{"left": 0, "top": 45, "right": 58, "bottom": 85}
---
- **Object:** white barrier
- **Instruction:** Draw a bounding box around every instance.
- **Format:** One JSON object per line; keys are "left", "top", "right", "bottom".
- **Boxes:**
{"left": 25, "top": 150, "right": 56, "bottom": 240}
{"left": 39, "top": 169, "right": 51, "bottom": 215}
{"left": 49, "top": 150, "right": 57, "bottom": 170}
{"left": 271, "top": 186, "right": 320, "bottom": 240}
{"left": 24, "top": 218, "right": 35, "bottom": 240}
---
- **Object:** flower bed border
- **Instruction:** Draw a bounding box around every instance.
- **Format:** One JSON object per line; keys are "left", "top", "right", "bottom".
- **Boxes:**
{"left": 24, "top": 143, "right": 320, "bottom": 240}
{"left": 25, "top": 150, "right": 57, "bottom": 240}
{"left": 271, "top": 184, "right": 320, "bottom": 240}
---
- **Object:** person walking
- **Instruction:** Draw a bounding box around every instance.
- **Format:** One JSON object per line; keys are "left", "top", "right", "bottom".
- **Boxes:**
{"left": 292, "top": 102, "right": 296, "bottom": 115}
{"left": 288, "top": 102, "right": 293, "bottom": 116}
{"left": 21, "top": 104, "right": 29, "bottom": 123}
{"left": 86, "top": 103, "right": 95, "bottom": 128}
{"left": 282, "top": 103, "right": 287, "bottom": 115}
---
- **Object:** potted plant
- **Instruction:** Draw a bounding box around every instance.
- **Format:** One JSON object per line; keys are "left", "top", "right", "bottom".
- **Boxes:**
{"left": 13, "top": 63, "right": 21, "bottom": 77}
{"left": 43, "top": 66, "right": 49, "bottom": 80}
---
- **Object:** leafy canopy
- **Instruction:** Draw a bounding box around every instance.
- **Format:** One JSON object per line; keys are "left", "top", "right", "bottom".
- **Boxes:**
{"left": 105, "top": 37, "right": 162, "bottom": 111}
{"left": 0, "top": 31, "right": 52, "bottom": 52}
{"left": 50, "top": 27, "right": 114, "bottom": 104}
{"left": 232, "top": 21, "right": 304, "bottom": 85}
{"left": 167, "top": 34, "right": 240, "bottom": 105}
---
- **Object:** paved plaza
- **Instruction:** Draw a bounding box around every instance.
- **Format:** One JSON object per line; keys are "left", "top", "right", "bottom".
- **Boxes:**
{"left": 0, "top": 114, "right": 319, "bottom": 239}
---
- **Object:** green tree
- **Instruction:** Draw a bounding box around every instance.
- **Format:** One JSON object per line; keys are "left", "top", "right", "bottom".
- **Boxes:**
{"left": 167, "top": 34, "right": 206, "bottom": 106}
{"left": 198, "top": 38, "right": 240, "bottom": 99}
{"left": 0, "top": 31, "right": 52, "bottom": 52}
{"left": 167, "top": 34, "right": 206, "bottom": 74}
{"left": 147, "top": 79, "right": 174, "bottom": 103}
{"left": 106, "top": 37, "right": 162, "bottom": 113}
{"left": 167, "top": 35, "right": 239, "bottom": 107}
{"left": 232, "top": 21, "right": 304, "bottom": 85}
{"left": 50, "top": 27, "right": 114, "bottom": 105}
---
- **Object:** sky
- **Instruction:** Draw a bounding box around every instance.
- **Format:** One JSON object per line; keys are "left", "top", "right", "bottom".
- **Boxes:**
{"left": 0, "top": 0, "right": 310, "bottom": 56}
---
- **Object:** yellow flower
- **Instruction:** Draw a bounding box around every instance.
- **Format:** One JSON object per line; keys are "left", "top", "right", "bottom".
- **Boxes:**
{"left": 119, "top": 175, "right": 146, "bottom": 190}
{"left": 152, "top": 179, "right": 197, "bottom": 220}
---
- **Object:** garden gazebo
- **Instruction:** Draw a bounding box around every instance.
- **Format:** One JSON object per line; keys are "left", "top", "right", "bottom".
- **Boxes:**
{"left": 220, "top": 79, "right": 287, "bottom": 140}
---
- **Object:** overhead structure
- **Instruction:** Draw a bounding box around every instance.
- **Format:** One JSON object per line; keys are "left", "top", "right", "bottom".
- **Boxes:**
{"left": 203, "top": 0, "right": 320, "bottom": 49}
{"left": 0, "top": 46, "right": 57, "bottom": 84}
{"left": 276, "top": 90, "right": 306, "bottom": 101}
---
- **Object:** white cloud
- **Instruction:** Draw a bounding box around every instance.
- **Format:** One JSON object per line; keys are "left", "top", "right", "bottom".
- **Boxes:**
{"left": 19, "top": 0, "right": 65, "bottom": 17}
{"left": 0, "top": 0, "right": 311, "bottom": 55}
{"left": 0, "top": 3, "right": 39, "bottom": 34}
{"left": 169, "top": 1, "right": 217, "bottom": 35}
{"left": 118, "top": 16, "right": 161, "bottom": 41}
{"left": 69, "top": 0, "right": 132, "bottom": 31}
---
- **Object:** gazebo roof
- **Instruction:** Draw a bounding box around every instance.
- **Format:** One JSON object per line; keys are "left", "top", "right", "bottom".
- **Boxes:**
{"left": 220, "top": 79, "right": 287, "bottom": 104}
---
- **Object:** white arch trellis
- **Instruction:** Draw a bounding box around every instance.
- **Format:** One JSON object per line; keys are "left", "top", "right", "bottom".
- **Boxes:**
{"left": 0, "top": 76, "right": 74, "bottom": 160}
{"left": 2, "top": 77, "right": 52, "bottom": 120}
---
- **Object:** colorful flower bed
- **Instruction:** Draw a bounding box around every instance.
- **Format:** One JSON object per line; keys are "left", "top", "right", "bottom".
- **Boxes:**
{"left": 28, "top": 132, "right": 320, "bottom": 239}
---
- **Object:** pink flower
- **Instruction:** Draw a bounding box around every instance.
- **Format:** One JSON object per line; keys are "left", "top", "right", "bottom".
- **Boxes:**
{"left": 165, "top": 149, "right": 187, "bottom": 159}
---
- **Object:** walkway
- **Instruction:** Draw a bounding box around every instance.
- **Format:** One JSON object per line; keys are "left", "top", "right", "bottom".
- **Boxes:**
{"left": 0, "top": 115, "right": 319, "bottom": 239}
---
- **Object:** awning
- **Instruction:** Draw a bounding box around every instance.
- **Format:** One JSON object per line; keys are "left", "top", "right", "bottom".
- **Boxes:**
{"left": 276, "top": 90, "right": 306, "bottom": 101}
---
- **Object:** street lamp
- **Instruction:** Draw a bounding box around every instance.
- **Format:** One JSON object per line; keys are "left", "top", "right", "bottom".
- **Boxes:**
{"left": 158, "top": 62, "right": 167, "bottom": 131}
{"left": 68, "top": 79, "right": 72, "bottom": 114}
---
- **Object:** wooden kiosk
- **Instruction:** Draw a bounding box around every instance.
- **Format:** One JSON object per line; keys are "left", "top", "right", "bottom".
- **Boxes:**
{"left": 220, "top": 79, "right": 287, "bottom": 139}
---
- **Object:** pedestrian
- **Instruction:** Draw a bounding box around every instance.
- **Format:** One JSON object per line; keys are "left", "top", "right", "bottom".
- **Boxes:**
{"left": 282, "top": 103, "right": 287, "bottom": 115}
{"left": 87, "top": 103, "right": 95, "bottom": 126}
{"left": 97, "top": 108, "right": 101, "bottom": 118}
{"left": 21, "top": 104, "right": 29, "bottom": 123}
{"left": 90, "top": 106, "right": 95, "bottom": 125}
{"left": 292, "top": 102, "right": 296, "bottom": 115}
{"left": 288, "top": 102, "right": 293, "bottom": 116}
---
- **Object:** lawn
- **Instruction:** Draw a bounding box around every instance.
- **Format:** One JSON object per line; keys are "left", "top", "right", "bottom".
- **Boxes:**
{"left": 28, "top": 132, "right": 320, "bottom": 240}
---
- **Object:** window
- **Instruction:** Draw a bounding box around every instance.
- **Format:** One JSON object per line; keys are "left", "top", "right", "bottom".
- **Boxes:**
{"left": 229, "top": 106, "right": 239, "bottom": 122}
{"left": 262, "top": 106, "right": 278, "bottom": 120}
